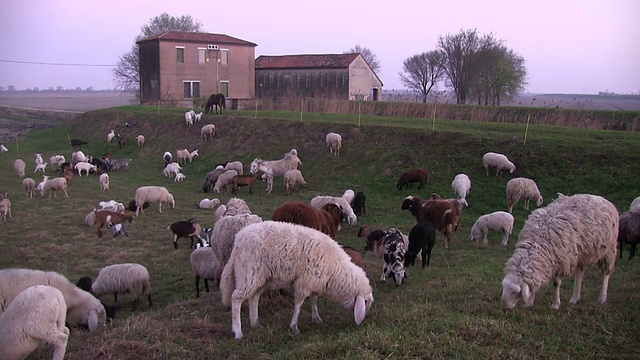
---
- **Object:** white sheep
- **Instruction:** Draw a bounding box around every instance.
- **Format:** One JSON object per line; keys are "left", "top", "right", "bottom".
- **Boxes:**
{"left": 224, "top": 160, "right": 244, "bottom": 175}
{"left": 0, "top": 192, "right": 11, "bottom": 221}
{"left": 284, "top": 169, "right": 306, "bottom": 195}
{"left": 99, "top": 200, "right": 125, "bottom": 213}
{"left": 174, "top": 172, "right": 186, "bottom": 182}
{"left": 49, "top": 155, "right": 65, "bottom": 171}
{"left": 84, "top": 209, "right": 97, "bottom": 226}
{"left": 92, "top": 263, "right": 152, "bottom": 311}
{"left": 176, "top": 148, "right": 199, "bottom": 164}
{"left": 310, "top": 195, "right": 357, "bottom": 227}
{"left": 194, "top": 112, "right": 203, "bottom": 122}
{"left": 482, "top": 152, "right": 515, "bottom": 177}
{"left": 162, "top": 162, "right": 182, "bottom": 178}
{"left": 134, "top": 186, "right": 175, "bottom": 215}
{"left": 0, "top": 144, "right": 7, "bottom": 153}
{"left": 72, "top": 150, "right": 87, "bottom": 163}
{"left": 501, "top": 193, "right": 619, "bottom": 310}
{"left": 214, "top": 204, "right": 227, "bottom": 221}
{"left": 630, "top": 196, "right": 640, "bottom": 212}
{"left": 0, "top": 285, "right": 69, "bottom": 360}
{"left": 107, "top": 129, "right": 116, "bottom": 143}
{"left": 190, "top": 246, "right": 223, "bottom": 297}
{"left": 34, "top": 162, "right": 48, "bottom": 173}
{"left": 199, "top": 198, "right": 220, "bottom": 209}
{"left": 201, "top": 124, "right": 216, "bottom": 141}
{"left": 451, "top": 174, "right": 471, "bottom": 207}
{"left": 14, "top": 159, "right": 26, "bottom": 177}
{"left": 185, "top": 110, "right": 194, "bottom": 127}
{"left": 250, "top": 152, "right": 302, "bottom": 193}
{"left": 213, "top": 170, "right": 239, "bottom": 193}
{"left": 506, "top": 177, "right": 543, "bottom": 213}
{"left": 326, "top": 132, "right": 342, "bottom": 156}
{"left": 223, "top": 198, "right": 253, "bottom": 216}
{"left": 211, "top": 211, "right": 263, "bottom": 265}
{"left": 22, "top": 178, "right": 36, "bottom": 198}
{"left": 99, "top": 173, "right": 110, "bottom": 191}
{"left": 75, "top": 162, "right": 97, "bottom": 176}
{"left": 342, "top": 189, "right": 355, "bottom": 205}
{"left": 220, "top": 221, "right": 374, "bottom": 339}
{"left": 469, "top": 211, "right": 514, "bottom": 246}
{"left": 41, "top": 177, "right": 68, "bottom": 198}
{"left": 136, "top": 134, "right": 145, "bottom": 147}
{"left": 34, "top": 153, "right": 44, "bottom": 165}
{"left": 0, "top": 268, "right": 107, "bottom": 332}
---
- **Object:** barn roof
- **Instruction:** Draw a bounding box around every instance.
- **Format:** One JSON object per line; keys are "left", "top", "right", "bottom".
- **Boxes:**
{"left": 255, "top": 54, "right": 361, "bottom": 69}
{"left": 137, "top": 31, "right": 257, "bottom": 47}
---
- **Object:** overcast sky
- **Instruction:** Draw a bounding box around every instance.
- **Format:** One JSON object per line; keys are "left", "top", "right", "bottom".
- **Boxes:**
{"left": 1, "top": 0, "right": 638, "bottom": 94}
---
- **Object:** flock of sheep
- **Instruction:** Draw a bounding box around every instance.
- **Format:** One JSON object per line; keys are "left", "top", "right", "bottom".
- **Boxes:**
{"left": 0, "top": 112, "right": 639, "bottom": 358}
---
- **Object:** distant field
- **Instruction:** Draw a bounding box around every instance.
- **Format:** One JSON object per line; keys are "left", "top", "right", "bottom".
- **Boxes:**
{"left": 0, "top": 91, "right": 136, "bottom": 112}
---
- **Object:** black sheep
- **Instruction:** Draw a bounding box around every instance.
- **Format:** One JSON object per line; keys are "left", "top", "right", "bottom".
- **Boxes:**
{"left": 618, "top": 210, "right": 640, "bottom": 259}
{"left": 404, "top": 221, "right": 436, "bottom": 268}
{"left": 352, "top": 191, "right": 366, "bottom": 216}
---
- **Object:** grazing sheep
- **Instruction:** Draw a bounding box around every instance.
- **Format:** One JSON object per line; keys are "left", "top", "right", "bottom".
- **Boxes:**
{"left": 231, "top": 172, "right": 262, "bottom": 195}
{"left": 107, "top": 129, "right": 117, "bottom": 143}
{"left": 380, "top": 228, "right": 408, "bottom": 286}
{"left": 501, "top": 194, "right": 619, "bottom": 310}
{"left": 174, "top": 172, "right": 186, "bottom": 182}
{"left": 163, "top": 151, "right": 172, "bottom": 165}
{"left": 219, "top": 221, "right": 374, "bottom": 339}
{"left": 451, "top": 174, "right": 471, "bottom": 207}
{"left": 629, "top": 196, "right": 640, "bottom": 212}
{"left": 0, "top": 285, "right": 69, "bottom": 360}
{"left": 213, "top": 170, "right": 239, "bottom": 194}
{"left": 0, "top": 192, "right": 11, "bottom": 221}
{"left": 49, "top": 155, "right": 65, "bottom": 171}
{"left": 162, "top": 162, "right": 182, "bottom": 178}
{"left": 357, "top": 224, "right": 386, "bottom": 256}
{"left": 272, "top": 202, "right": 343, "bottom": 239}
{"left": 14, "top": 159, "right": 26, "bottom": 177}
{"left": 92, "top": 263, "right": 152, "bottom": 311}
{"left": 401, "top": 196, "right": 460, "bottom": 250}
{"left": 75, "top": 162, "right": 97, "bottom": 176}
{"left": 326, "top": 132, "right": 342, "bottom": 156}
{"left": 0, "top": 268, "right": 106, "bottom": 332}
{"left": 405, "top": 221, "right": 436, "bottom": 268}
{"left": 136, "top": 135, "right": 145, "bottom": 147}
{"left": 224, "top": 160, "right": 244, "bottom": 175}
{"left": 284, "top": 169, "right": 306, "bottom": 195}
{"left": 176, "top": 148, "right": 199, "bottom": 164}
{"left": 483, "top": 152, "right": 515, "bottom": 177}
{"left": 249, "top": 152, "right": 302, "bottom": 193}
{"left": 199, "top": 198, "right": 220, "bottom": 209}
{"left": 397, "top": 169, "right": 429, "bottom": 190}
{"left": 134, "top": 186, "right": 175, "bottom": 215}
{"left": 201, "top": 124, "right": 216, "bottom": 141}
{"left": 470, "top": 211, "right": 514, "bottom": 246}
{"left": 94, "top": 210, "right": 133, "bottom": 238}
{"left": 0, "top": 144, "right": 7, "bottom": 153}
{"left": 190, "top": 246, "right": 223, "bottom": 297}
{"left": 41, "top": 177, "right": 68, "bottom": 198}
{"left": 506, "top": 177, "right": 543, "bottom": 213}
{"left": 99, "top": 173, "right": 110, "bottom": 191}
{"left": 211, "top": 211, "right": 263, "bottom": 265}
{"left": 202, "top": 166, "right": 226, "bottom": 193}
{"left": 168, "top": 219, "right": 203, "bottom": 249}
{"left": 618, "top": 210, "right": 640, "bottom": 260}
{"left": 21, "top": 178, "right": 35, "bottom": 198}
{"left": 352, "top": 191, "right": 366, "bottom": 216}
{"left": 310, "top": 195, "right": 358, "bottom": 227}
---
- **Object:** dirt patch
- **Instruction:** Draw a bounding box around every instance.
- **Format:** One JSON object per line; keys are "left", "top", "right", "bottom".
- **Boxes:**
{"left": 0, "top": 117, "right": 60, "bottom": 144}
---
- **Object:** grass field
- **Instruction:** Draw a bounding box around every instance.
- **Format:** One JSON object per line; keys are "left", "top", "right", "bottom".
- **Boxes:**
{"left": 0, "top": 106, "right": 639, "bottom": 359}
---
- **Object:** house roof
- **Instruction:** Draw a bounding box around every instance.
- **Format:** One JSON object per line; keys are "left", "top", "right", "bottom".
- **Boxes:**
{"left": 137, "top": 31, "right": 257, "bottom": 47}
{"left": 255, "top": 54, "right": 361, "bottom": 70}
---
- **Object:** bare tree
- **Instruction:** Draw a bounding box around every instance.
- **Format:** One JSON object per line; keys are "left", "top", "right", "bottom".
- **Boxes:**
{"left": 398, "top": 51, "right": 444, "bottom": 102}
{"left": 345, "top": 45, "right": 380, "bottom": 74}
{"left": 113, "top": 13, "right": 203, "bottom": 94}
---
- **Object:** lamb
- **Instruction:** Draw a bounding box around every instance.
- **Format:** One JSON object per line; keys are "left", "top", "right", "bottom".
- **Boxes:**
{"left": 107, "top": 129, "right": 117, "bottom": 143}
{"left": 618, "top": 210, "right": 640, "bottom": 260}
{"left": 231, "top": 172, "right": 262, "bottom": 195}
{"left": 326, "top": 132, "right": 342, "bottom": 156}
{"left": 271, "top": 202, "right": 343, "bottom": 239}
{"left": 451, "top": 174, "right": 471, "bottom": 207}
{"left": 22, "top": 178, "right": 36, "bottom": 198}
{"left": 224, "top": 160, "right": 244, "bottom": 175}
{"left": 163, "top": 151, "right": 172, "bottom": 165}
{"left": 352, "top": 191, "right": 366, "bottom": 216}
{"left": 14, "top": 159, "right": 26, "bottom": 177}
{"left": 174, "top": 172, "right": 186, "bottom": 182}
{"left": 397, "top": 169, "right": 429, "bottom": 190}
{"left": 629, "top": 196, "right": 640, "bottom": 212}
{"left": 94, "top": 210, "right": 133, "bottom": 237}
{"left": 0, "top": 144, "right": 7, "bottom": 153}
{"left": 201, "top": 124, "right": 216, "bottom": 141}
{"left": 176, "top": 148, "right": 199, "bottom": 164}
{"left": 401, "top": 196, "right": 461, "bottom": 250}
{"left": 0, "top": 192, "right": 11, "bottom": 221}
{"left": 202, "top": 166, "right": 227, "bottom": 192}
{"left": 357, "top": 224, "right": 386, "bottom": 256}
{"left": 0, "top": 285, "right": 69, "bottom": 360}
{"left": 41, "top": 177, "right": 68, "bottom": 198}
{"left": 0, "top": 268, "right": 107, "bottom": 332}
{"left": 162, "top": 162, "right": 182, "bottom": 178}
{"left": 92, "top": 263, "right": 152, "bottom": 311}
{"left": 190, "top": 246, "right": 223, "bottom": 297}
{"left": 250, "top": 152, "right": 302, "bottom": 193}
{"left": 506, "top": 177, "right": 543, "bottom": 213}
{"left": 219, "top": 221, "right": 374, "bottom": 339}
{"left": 34, "top": 162, "right": 48, "bottom": 173}
{"left": 199, "top": 198, "right": 220, "bottom": 209}
{"left": 483, "top": 152, "right": 515, "bottom": 177}
{"left": 213, "top": 170, "right": 239, "bottom": 194}
{"left": 470, "top": 211, "right": 514, "bottom": 246}
{"left": 194, "top": 112, "right": 203, "bottom": 122}
{"left": 405, "top": 221, "right": 436, "bottom": 268}
{"left": 168, "top": 218, "right": 203, "bottom": 249}
{"left": 185, "top": 110, "right": 194, "bottom": 127}
{"left": 379, "top": 228, "right": 408, "bottom": 286}
{"left": 136, "top": 134, "right": 145, "bottom": 147}
{"left": 211, "top": 210, "right": 263, "bottom": 265}
{"left": 284, "top": 168, "right": 306, "bottom": 195}
{"left": 49, "top": 155, "right": 65, "bottom": 171}
{"left": 75, "top": 162, "right": 97, "bottom": 176}
{"left": 134, "top": 186, "right": 175, "bottom": 215}
{"left": 501, "top": 193, "right": 619, "bottom": 310}
{"left": 99, "top": 173, "right": 110, "bottom": 191}
{"left": 310, "top": 195, "right": 358, "bottom": 227}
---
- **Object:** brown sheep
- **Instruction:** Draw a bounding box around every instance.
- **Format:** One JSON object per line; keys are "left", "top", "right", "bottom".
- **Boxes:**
{"left": 63, "top": 168, "right": 73, "bottom": 185}
{"left": 357, "top": 224, "right": 386, "bottom": 256}
{"left": 397, "top": 169, "right": 429, "bottom": 190}
{"left": 94, "top": 210, "right": 134, "bottom": 238}
{"left": 118, "top": 138, "right": 128, "bottom": 149}
{"left": 401, "top": 195, "right": 460, "bottom": 250}
{"left": 271, "top": 201, "right": 343, "bottom": 239}
{"left": 342, "top": 245, "right": 363, "bottom": 268}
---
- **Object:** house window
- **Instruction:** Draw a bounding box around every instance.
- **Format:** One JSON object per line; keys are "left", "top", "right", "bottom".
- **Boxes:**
{"left": 220, "top": 49, "right": 228, "bottom": 65}
{"left": 183, "top": 81, "right": 200, "bottom": 98}
{"left": 176, "top": 47, "right": 185, "bottom": 63}
{"left": 198, "top": 48, "right": 206, "bottom": 64}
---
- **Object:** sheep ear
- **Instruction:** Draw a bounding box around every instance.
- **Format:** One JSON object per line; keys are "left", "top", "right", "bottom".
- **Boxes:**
{"left": 88, "top": 309, "right": 99, "bottom": 332}
{"left": 521, "top": 282, "right": 534, "bottom": 306}
{"left": 354, "top": 295, "right": 366, "bottom": 325}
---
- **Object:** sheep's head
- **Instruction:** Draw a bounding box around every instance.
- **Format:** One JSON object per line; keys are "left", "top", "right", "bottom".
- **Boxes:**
{"left": 501, "top": 273, "right": 534, "bottom": 309}
{"left": 249, "top": 159, "right": 262, "bottom": 174}
{"left": 536, "top": 195, "right": 544, "bottom": 207}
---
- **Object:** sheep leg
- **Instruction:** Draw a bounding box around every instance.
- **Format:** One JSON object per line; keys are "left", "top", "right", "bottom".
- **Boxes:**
{"left": 551, "top": 276, "right": 563, "bottom": 309}
{"left": 483, "top": 231, "right": 489, "bottom": 245}
{"left": 289, "top": 292, "right": 309, "bottom": 336}
{"left": 231, "top": 296, "right": 244, "bottom": 339}
{"left": 310, "top": 294, "right": 323, "bottom": 323}
{"left": 524, "top": 198, "right": 530, "bottom": 211}
{"left": 203, "top": 278, "right": 210, "bottom": 294}
{"left": 158, "top": 202, "right": 163, "bottom": 213}
{"left": 380, "top": 263, "right": 392, "bottom": 283}
{"left": 569, "top": 268, "right": 584, "bottom": 305}
{"left": 195, "top": 276, "right": 202, "bottom": 297}
{"left": 597, "top": 273, "right": 611, "bottom": 304}
{"left": 630, "top": 243, "right": 637, "bottom": 260}
{"left": 41, "top": 325, "right": 70, "bottom": 360}
{"left": 248, "top": 288, "right": 265, "bottom": 329}
{"left": 500, "top": 230, "right": 509, "bottom": 246}
{"left": 421, "top": 246, "right": 428, "bottom": 268}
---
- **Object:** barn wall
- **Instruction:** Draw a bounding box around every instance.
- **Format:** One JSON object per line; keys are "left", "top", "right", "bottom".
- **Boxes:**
{"left": 255, "top": 68, "right": 350, "bottom": 100}
{"left": 348, "top": 56, "right": 383, "bottom": 101}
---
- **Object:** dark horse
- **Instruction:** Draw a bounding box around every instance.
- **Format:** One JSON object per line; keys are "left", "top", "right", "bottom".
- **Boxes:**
{"left": 205, "top": 93, "right": 226, "bottom": 115}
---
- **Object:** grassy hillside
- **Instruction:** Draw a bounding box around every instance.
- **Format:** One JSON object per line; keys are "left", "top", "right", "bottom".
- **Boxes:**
{"left": 0, "top": 107, "right": 639, "bottom": 359}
